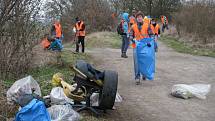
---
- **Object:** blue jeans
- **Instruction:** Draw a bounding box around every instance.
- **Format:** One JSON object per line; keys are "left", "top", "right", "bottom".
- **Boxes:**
{"left": 121, "top": 35, "right": 129, "bottom": 53}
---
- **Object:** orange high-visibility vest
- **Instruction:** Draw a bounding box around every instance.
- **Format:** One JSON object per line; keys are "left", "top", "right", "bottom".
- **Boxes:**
{"left": 129, "top": 16, "right": 136, "bottom": 25}
{"left": 132, "top": 23, "right": 150, "bottom": 41}
{"left": 161, "top": 16, "right": 168, "bottom": 24}
{"left": 75, "top": 21, "right": 86, "bottom": 37}
{"left": 128, "top": 16, "right": 136, "bottom": 33}
{"left": 54, "top": 22, "right": 62, "bottom": 38}
{"left": 151, "top": 24, "right": 160, "bottom": 35}
{"left": 41, "top": 37, "right": 50, "bottom": 49}
{"left": 144, "top": 17, "right": 151, "bottom": 25}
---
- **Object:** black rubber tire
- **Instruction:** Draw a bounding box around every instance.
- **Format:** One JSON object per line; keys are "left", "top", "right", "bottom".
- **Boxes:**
{"left": 99, "top": 70, "right": 118, "bottom": 109}
{"left": 75, "top": 60, "right": 94, "bottom": 78}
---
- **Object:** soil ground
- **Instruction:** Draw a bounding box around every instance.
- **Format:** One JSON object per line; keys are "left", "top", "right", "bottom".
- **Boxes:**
{"left": 86, "top": 41, "right": 215, "bottom": 121}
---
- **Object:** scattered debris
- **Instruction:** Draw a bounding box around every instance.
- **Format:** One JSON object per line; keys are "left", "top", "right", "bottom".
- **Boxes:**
{"left": 7, "top": 76, "right": 41, "bottom": 105}
{"left": 171, "top": 84, "right": 211, "bottom": 99}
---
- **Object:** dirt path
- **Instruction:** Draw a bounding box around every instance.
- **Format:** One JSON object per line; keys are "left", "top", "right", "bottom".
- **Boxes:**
{"left": 87, "top": 41, "right": 215, "bottom": 121}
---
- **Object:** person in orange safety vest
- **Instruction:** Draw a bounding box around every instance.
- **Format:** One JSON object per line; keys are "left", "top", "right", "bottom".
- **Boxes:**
{"left": 151, "top": 18, "right": 160, "bottom": 52}
{"left": 51, "top": 20, "right": 63, "bottom": 39}
{"left": 129, "top": 9, "right": 137, "bottom": 27}
{"left": 74, "top": 17, "right": 86, "bottom": 53}
{"left": 129, "top": 12, "right": 153, "bottom": 41}
{"left": 161, "top": 15, "right": 169, "bottom": 32}
{"left": 41, "top": 34, "right": 51, "bottom": 49}
{"left": 129, "top": 11, "right": 154, "bottom": 84}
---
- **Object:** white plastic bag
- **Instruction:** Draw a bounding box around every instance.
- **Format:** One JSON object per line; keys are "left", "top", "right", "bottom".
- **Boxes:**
{"left": 50, "top": 87, "right": 74, "bottom": 105}
{"left": 90, "top": 92, "right": 122, "bottom": 106}
{"left": 7, "top": 76, "right": 41, "bottom": 104}
{"left": 115, "top": 93, "right": 123, "bottom": 103}
{"left": 171, "top": 84, "right": 211, "bottom": 99}
{"left": 48, "top": 105, "right": 80, "bottom": 121}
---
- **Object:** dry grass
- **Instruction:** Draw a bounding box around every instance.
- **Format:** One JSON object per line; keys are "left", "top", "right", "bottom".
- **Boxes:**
{"left": 85, "top": 32, "right": 121, "bottom": 49}
{"left": 0, "top": 80, "right": 18, "bottom": 121}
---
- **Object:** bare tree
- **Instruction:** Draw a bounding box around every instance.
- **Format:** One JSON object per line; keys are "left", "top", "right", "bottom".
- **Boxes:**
{"left": 0, "top": 0, "right": 43, "bottom": 80}
{"left": 174, "top": 0, "right": 215, "bottom": 47}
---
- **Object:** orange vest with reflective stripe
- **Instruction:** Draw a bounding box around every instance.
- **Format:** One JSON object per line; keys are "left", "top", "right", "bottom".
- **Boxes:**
{"left": 75, "top": 21, "right": 85, "bottom": 36}
{"left": 161, "top": 16, "right": 168, "bottom": 24}
{"left": 129, "top": 16, "right": 136, "bottom": 25}
{"left": 54, "top": 23, "right": 62, "bottom": 38}
{"left": 132, "top": 23, "right": 150, "bottom": 41}
{"left": 151, "top": 24, "right": 160, "bottom": 35}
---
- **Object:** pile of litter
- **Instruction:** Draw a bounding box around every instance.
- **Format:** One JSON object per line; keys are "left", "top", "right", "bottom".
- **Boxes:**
{"left": 6, "top": 75, "right": 122, "bottom": 121}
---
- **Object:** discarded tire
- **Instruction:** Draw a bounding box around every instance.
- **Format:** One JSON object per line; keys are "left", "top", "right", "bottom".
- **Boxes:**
{"left": 99, "top": 70, "right": 118, "bottom": 109}
{"left": 75, "top": 60, "right": 94, "bottom": 79}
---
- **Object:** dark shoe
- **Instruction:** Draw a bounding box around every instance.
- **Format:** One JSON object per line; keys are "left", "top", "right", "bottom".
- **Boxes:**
{"left": 142, "top": 76, "right": 146, "bottom": 81}
{"left": 121, "top": 53, "right": 128, "bottom": 58}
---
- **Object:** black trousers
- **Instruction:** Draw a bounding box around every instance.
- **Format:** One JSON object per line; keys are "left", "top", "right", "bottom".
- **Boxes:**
{"left": 76, "top": 36, "right": 85, "bottom": 53}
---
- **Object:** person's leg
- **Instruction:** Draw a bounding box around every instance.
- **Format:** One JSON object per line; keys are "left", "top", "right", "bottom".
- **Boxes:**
{"left": 121, "top": 35, "right": 125, "bottom": 54}
{"left": 121, "top": 35, "right": 128, "bottom": 58}
{"left": 162, "top": 24, "right": 165, "bottom": 32}
{"left": 124, "top": 36, "right": 129, "bottom": 54}
{"left": 154, "top": 36, "right": 158, "bottom": 52}
{"left": 80, "top": 36, "right": 85, "bottom": 53}
{"left": 76, "top": 36, "right": 81, "bottom": 52}
{"left": 133, "top": 48, "right": 140, "bottom": 84}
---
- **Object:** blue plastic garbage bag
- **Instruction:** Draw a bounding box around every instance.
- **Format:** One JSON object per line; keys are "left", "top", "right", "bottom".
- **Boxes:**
{"left": 134, "top": 38, "right": 155, "bottom": 80}
{"left": 49, "top": 38, "right": 63, "bottom": 51}
{"left": 15, "top": 99, "right": 51, "bottom": 121}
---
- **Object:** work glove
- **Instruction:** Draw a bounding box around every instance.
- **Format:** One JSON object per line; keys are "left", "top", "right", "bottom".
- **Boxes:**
{"left": 158, "top": 35, "right": 161, "bottom": 38}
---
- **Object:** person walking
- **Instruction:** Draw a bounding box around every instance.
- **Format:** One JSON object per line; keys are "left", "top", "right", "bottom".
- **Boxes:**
{"left": 129, "top": 11, "right": 155, "bottom": 85}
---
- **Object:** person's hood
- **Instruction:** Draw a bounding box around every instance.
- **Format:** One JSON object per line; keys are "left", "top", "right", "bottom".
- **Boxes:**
{"left": 121, "top": 13, "right": 129, "bottom": 22}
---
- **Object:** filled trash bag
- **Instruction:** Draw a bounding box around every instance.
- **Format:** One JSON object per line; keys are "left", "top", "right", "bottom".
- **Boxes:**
{"left": 7, "top": 76, "right": 41, "bottom": 104}
{"left": 15, "top": 99, "right": 51, "bottom": 121}
{"left": 171, "top": 84, "right": 211, "bottom": 99}
{"left": 49, "top": 38, "right": 63, "bottom": 51}
{"left": 48, "top": 105, "right": 80, "bottom": 121}
{"left": 135, "top": 38, "right": 155, "bottom": 80}
{"left": 50, "top": 87, "right": 74, "bottom": 105}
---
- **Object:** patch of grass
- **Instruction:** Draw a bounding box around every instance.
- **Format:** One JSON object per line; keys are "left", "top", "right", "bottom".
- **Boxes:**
{"left": 64, "top": 32, "right": 122, "bottom": 49}
{"left": 30, "top": 50, "right": 91, "bottom": 96}
{"left": 4, "top": 50, "right": 91, "bottom": 96}
{"left": 87, "top": 32, "right": 122, "bottom": 49}
{"left": 160, "top": 36, "right": 215, "bottom": 57}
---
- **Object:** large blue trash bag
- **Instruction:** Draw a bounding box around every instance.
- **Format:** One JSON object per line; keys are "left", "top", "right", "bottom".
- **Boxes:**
{"left": 15, "top": 99, "right": 51, "bottom": 121}
{"left": 49, "top": 38, "right": 63, "bottom": 51}
{"left": 135, "top": 38, "right": 155, "bottom": 80}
